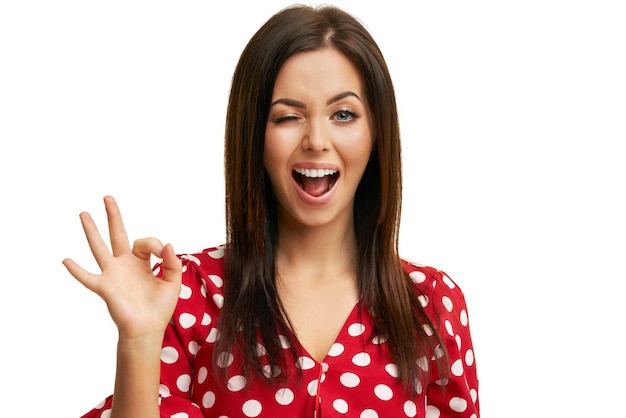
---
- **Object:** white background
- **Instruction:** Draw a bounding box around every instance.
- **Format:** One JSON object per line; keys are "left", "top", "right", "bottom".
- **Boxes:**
{"left": 1, "top": 1, "right": 624, "bottom": 416}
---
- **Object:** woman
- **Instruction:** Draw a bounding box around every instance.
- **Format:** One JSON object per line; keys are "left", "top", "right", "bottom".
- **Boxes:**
{"left": 64, "top": 5, "right": 479, "bottom": 417}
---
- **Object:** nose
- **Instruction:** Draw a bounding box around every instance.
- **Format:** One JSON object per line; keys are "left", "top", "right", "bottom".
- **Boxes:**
{"left": 301, "top": 118, "right": 330, "bottom": 153}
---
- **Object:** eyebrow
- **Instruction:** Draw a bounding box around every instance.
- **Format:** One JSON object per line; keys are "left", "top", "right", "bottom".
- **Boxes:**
{"left": 270, "top": 91, "right": 361, "bottom": 108}
{"left": 327, "top": 91, "right": 361, "bottom": 105}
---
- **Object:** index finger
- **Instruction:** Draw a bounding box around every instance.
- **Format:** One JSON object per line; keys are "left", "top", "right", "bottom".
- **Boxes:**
{"left": 104, "top": 195, "right": 131, "bottom": 257}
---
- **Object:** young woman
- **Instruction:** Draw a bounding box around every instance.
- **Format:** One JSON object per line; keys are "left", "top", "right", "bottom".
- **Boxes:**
{"left": 64, "top": 5, "right": 479, "bottom": 418}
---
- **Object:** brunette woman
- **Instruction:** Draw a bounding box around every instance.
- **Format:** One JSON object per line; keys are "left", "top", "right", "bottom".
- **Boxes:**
{"left": 65, "top": 5, "right": 479, "bottom": 417}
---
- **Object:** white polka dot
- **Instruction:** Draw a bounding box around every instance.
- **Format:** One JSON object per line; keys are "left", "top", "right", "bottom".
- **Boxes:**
{"left": 409, "top": 271, "right": 426, "bottom": 283}
{"left": 470, "top": 388, "right": 478, "bottom": 403}
{"left": 418, "top": 295, "right": 429, "bottom": 307}
{"left": 296, "top": 356, "right": 315, "bottom": 370}
{"left": 307, "top": 379, "right": 319, "bottom": 396}
{"left": 179, "top": 284, "right": 192, "bottom": 299}
{"left": 360, "top": 409, "right": 378, "bottom": 418}
{"left": 451, "top": 359, "right": 464, "bottom": 376}
{"left": 159, "top": 384, "right": 171, "bottom": 397}
{"left": 206, "top": 328, "right": 219, "bottom": 343}
{"left": 202, "top": 312, "right": 212, "bottom": 326}
{"left": 171, "top": 412, "right": 189, "bottom": 418}
{"left": 442, "top": 296, "right": 453, "bottom": 312}
{"left": 385, "top": 363, "right": 398, "bottom": 378}
{"left": 460, "top": 309, "right": 468, "bottom": 326}
{"left": 217, "top": 352, "right": 234, "bottom": 368}
{"left": 179, "top": 312, "right": 197, "bottom": 329}
{"left": 422, "top": 324, "right": 433, "bottom": 336}
{"left": 374, "top": 384, "right": 393, "bottom": 401}
{"left": 176, "top": 374, "right": 191, "bottom": 392}
{"left": 372, "top": 335, "right": 387, "bottom": 344}
{"left": 197, "top": 367, "right": 208, "bottom": 384}
{"left": 242, "top": 399, "right": 262, "bottom": 417}
{"left": 255, "top": 343, "right": 267, "bottom": 356}
{"left": 278, "top": 335, "right": 291, "bottom": 349}
{"left": 426, "top": 405, "right": 441, "bottom": 418}
{"left": 208, "top": 247, "right": 224, "bottom": 258}
{"left": 227, "top": 375, "right": 247, "bottom": 392}
{"left": 213, "top": 293, "right": 224, "bottom": 308}
{"left": 404, "top": 400, "right": 417, "bottom": 417}
{"left": 100, "top": 410, "right": 111, "bottom": 418}
{"left": 414, "top": 379, "right": 423, "bottom": 395}
{"left": 275, "top": 388, "right": 295, "bottom": 405}
{"left": 442, "top": 274, "right": 456, "bottom": 289}
{"left": 161, "top": 346, "right": 179, "bottom": 364}
{"left": 181, "top": 254, "right": 201, "bottom": 265}
{"left": 209, "top": 274, "right": 223, "bottom": 287}
{"left": 202, "top": 391, "right": 216, "bottom": 408}
{"left": 444, "top": 320, "right": 454, "bottom": 336}
{"left": 348, "top": 323, "right": 366, "bottom": 336}
{"left": 352, "top": 352, "right": 371, "bottom": 366}
{"left": 262, "top": 364, "right": 281, "bottom": 378}
{"left": 340, "top": 372, "right": 360, "bottom": 388}
{"left": 188, "top": 341, "right": 200, "bottom": 355}
{"left": 328, "top": 343, "right": 345, "bottom": 356}
{"left": 434, "top": 345, "right": 445, "bottom": 359}
{"left": 455, "top": 335, "right": 462, "bottom": 350}
{"left": 417, "top": 356, "right": 429, "bottom": 372}
{"left": 449, "top": 397, "right": 468, "bottom": 412}
{"left": 333, "top": 398, "right": 349, "bottom": 413}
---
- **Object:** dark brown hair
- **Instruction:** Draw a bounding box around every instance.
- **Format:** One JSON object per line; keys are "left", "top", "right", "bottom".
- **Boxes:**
{"left": 219, "top": 4, "right": 448, "bottom": 393}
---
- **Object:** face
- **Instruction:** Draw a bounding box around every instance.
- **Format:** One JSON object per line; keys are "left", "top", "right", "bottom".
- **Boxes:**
{"left": 264, "top": 48, "right": 374, "bottom": 231}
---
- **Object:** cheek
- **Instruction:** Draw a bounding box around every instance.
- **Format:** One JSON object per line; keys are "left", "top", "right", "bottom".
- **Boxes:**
{"left": 263, "top": 131, "right": 288, "bottom": 185}
{"left": 335, "top": 127, "right": 373, "bottom": 165}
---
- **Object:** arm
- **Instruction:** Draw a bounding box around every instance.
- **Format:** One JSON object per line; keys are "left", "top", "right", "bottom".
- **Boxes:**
{"left": 425, "top": 270, "right": 480, "bottom": 417}
{"left": 63, "top": 196, "right": 182, "bottom": 418}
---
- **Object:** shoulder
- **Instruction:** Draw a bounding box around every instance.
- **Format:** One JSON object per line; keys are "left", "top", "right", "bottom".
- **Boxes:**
{"left": 178, "top": 245, "right": 226, "bottom": 302}
{"left": 401, "top": 258, "right": 470, "bottom": 323}
{"left": 154, "top": 245, "right": 226, "bottom": 312}
{"left": 178, "top": 245, "right": 226, "bottom": 277}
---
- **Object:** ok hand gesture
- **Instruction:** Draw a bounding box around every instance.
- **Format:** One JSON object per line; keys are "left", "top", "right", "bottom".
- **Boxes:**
{"left": 63, "top": 196, "right": 182, "bottom": 339}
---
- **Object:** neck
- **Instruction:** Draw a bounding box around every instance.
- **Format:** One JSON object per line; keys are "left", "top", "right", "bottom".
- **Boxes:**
{"left": 275, "top": 215, "right": 358, "bottom": 282}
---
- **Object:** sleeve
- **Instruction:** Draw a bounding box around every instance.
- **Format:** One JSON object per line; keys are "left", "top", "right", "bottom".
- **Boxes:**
{"left": 424, "top": 270, "right": 480, "bottom": 418}
{"left": 79, "top": 256, "right": 211, "bottom": 418}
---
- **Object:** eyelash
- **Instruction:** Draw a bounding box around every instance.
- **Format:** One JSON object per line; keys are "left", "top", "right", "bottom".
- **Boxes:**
{"left": 271, "top": 109, "right": 359, "bottom": 124}
{"left": 272, "top": 115, "right": 299, "bottom": 123}
{"left": 333, "top": 109, "right": 359, "bottom": 122}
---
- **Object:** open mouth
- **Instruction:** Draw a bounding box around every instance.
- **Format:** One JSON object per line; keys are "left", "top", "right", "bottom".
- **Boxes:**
{"left": 292, "top": 168, "right": 339, "bottom": 197}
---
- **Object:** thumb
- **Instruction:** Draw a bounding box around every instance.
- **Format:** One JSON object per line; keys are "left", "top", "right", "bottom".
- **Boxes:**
{"left": 160, "top": 243, "right": 182, "bottom": 285}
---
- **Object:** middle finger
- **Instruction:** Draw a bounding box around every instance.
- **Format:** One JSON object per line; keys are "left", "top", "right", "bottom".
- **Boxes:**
{"left": 104, "top": 195, "right": 131, "bottom": 257}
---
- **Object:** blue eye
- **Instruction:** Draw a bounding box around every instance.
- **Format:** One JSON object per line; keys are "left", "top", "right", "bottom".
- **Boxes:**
{"left": 334, "top": 110, "right": 357, "bottom": 122}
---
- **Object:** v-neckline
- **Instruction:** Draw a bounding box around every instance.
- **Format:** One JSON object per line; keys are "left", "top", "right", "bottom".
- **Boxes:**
{"left": 286, "top": 300, "right": 363, "bottom": 365}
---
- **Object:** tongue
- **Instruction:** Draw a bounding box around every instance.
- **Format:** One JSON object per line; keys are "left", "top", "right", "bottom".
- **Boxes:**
{"left": 300, "top": 176, "right": 331, "bottom": 197}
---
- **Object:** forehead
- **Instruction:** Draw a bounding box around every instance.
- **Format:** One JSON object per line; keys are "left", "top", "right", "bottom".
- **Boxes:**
{"left": 272, "top": 48, "right": 365, "bottom": 99}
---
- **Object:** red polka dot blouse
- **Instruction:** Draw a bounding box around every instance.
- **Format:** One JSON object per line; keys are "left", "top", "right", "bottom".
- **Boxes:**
{"left": 81, "top": 246, "right": 479, "bottom": 418}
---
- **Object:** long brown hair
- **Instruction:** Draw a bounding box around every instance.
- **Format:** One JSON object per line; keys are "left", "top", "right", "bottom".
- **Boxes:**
{"left": 219, "top": 4, "right": 448, "bottom": 393}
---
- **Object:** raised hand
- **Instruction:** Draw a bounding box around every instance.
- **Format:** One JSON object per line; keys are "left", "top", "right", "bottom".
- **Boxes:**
{"left": 63, "top": 196, "right": 182, "bottom": 339}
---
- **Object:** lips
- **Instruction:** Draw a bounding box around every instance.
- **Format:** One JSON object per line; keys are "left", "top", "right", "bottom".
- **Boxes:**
{"left": 292, "top": 167, "right": 339, "bottom": 197}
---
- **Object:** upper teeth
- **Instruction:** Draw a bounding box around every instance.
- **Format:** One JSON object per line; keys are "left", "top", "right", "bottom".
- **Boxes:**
{"left": 294, "top": 168, "right": 337, "bottom": 178}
